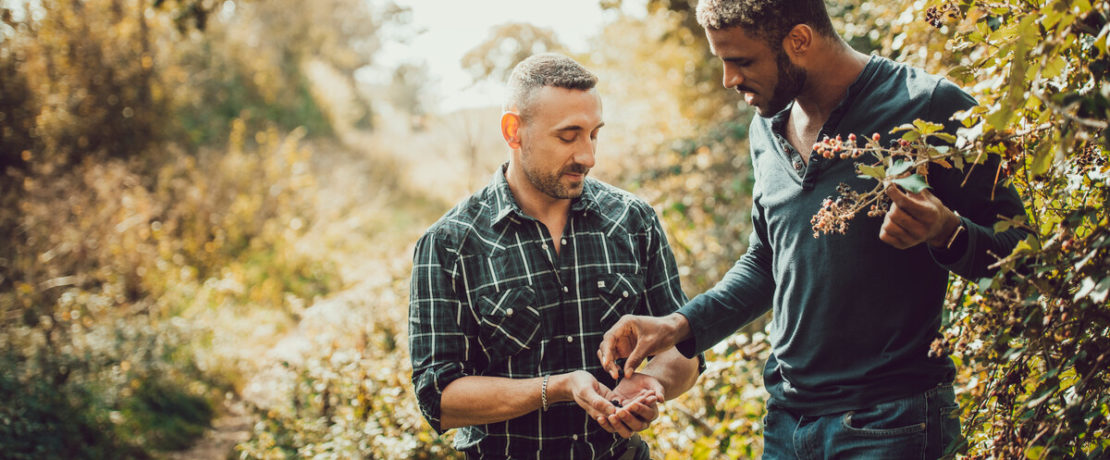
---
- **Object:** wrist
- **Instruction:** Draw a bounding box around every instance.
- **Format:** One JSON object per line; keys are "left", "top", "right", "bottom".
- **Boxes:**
{"left": 665, "top": 313, "right": 691, "bottom": 344}
{"left": 549, "top": 372, "right": 574, "bottom": 404}
{"left": 929, "top": 210, "right": 962, "bottom": 248}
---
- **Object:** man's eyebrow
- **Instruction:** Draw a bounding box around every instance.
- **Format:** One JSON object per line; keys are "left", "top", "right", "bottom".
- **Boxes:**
{"left": 555, "top": 122, "right": 605, "bottom": 132}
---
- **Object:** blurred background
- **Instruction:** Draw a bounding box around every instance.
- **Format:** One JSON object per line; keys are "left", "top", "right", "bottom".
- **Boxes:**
{"left": 1, "top": 0, "right": 1107, "bottom": 458}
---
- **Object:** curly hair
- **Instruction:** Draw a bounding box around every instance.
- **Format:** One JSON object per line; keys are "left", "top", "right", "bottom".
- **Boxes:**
{"left": 695, "top": 0, "right": 836, "bottom": 45}
{"left": 504, "top": 53, "right": 598, "bottom": 120}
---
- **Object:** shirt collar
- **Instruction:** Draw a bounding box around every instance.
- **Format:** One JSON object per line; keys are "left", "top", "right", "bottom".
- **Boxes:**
{"left": 487, "top": 163, "right": 600, "bottom": 226}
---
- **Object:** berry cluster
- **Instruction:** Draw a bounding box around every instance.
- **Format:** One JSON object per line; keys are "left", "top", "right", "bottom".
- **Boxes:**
{"left": 810, "top": 197, "right": 851, "bottom": 238}
{"left": 924, "top": 2, "right": 962, "bottom": 28}
{"left": 811, "top": 133, "right": 879, "bottom": 160}
{"left": 809, "top": 133, "right": 892, "bottom": 238}
{"left": 810, "top": 183, "right": 889, "bottom": 238}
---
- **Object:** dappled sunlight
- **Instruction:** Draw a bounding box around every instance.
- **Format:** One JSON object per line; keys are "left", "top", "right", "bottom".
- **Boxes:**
{"left": 2, "top": 0, "right": 1107, "bottom": 458}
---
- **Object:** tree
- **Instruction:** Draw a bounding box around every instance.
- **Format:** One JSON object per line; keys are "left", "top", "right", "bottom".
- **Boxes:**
{"left": 461, "top": 22, "right": 565, "bottom": 82}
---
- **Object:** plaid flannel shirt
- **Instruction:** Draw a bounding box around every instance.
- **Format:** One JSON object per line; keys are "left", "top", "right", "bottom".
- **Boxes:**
{"left": 409, "top": 166, "right": 688, "bottom": 459}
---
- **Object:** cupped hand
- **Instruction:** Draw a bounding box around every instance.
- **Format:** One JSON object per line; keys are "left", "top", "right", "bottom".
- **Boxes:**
{"left": 596, "top": 373, "right": 664, "bottom": 438}
{"left": 562, "top": 370, "right": 618, "bottom": 422}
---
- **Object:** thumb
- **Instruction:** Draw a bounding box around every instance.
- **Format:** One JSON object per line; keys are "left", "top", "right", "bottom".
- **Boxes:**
{"left": 885, "top": 183, "right": 909, "bottom": 205}
{"left": 625, "top": 342, "right": 650, "bottom": 379}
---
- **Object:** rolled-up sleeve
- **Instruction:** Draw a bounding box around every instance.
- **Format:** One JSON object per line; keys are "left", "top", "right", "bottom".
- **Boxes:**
{"left": 409, "top": 230, "right": 476, "bottom": 434}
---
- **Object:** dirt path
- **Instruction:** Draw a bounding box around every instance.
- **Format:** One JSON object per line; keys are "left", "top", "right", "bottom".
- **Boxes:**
{"left": 167, "top": 126, "right": 455, "bottom": 459}
{"left": 165, "top": 398, "right": 252, "bottom": 460}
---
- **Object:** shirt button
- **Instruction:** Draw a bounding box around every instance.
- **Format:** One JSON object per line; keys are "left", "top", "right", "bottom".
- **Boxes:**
{"left": 542, "top": 243, "right": 549, "bottom": 250}
{"left": 505, "top": 308, "right": 514, "bottom": 317}
{"left": 562, "top": 286, "right": 569, "bottom": 293}
{"left": 561, "top": 238, "right": 567, "bottom": 246}
{"left": 622, "top": 290, "right": 629, "bottom": 298}
{"left": 572, "top": 434, "right": 578, "bottom": 441}
{"left": 567, "top": 336, "right": 574, "bottom": 343}
{"left": 793, "top": 159, "right": 804, "bottom": 171}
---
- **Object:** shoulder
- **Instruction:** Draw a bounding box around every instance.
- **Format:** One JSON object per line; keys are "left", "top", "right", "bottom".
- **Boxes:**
{"left": 874, "top": 57, "right": 976, "bottom": 112}
{"left": 585, "top": 178, "right": 659, "bottom": 226}
{"left": 419, "top": 187, "right": 495, "bottom": 251}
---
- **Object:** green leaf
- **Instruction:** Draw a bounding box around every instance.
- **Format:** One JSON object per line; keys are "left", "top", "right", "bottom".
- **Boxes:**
{"left": 1092, "top": 277, "right": 1110, "bottom": 304}
{"left": 1032, "top": 144, "right": 1054, "bottom": 176}
{"left": 994, "top": 221, "right": 1012, "bottom": 233}
{"left": 890, "top": 123, "right": 916, "bottom": 134}
{"left": 913, "top": 120, "right": 944, "bottom": 135}
{"left": 932, "top": 133, "right": 957, "bottom": 145}
{"left": 977, "top": 277, "right": 995, "bottom": 293}
{"left": 947, "top": 65, "right": 975, "bottom": 82}
{"left": 1096, "top": 25, "right": 1110, "bottom": 58}
{"left": 1043, "top": 54, "right": 1067, "bottom": 79}
{"left": 892, "top": 174, "right": 930, "bottom": 193}
{"left": 888, "top": 159, "right": 913, "bottom": 177}
{"left": 857, "top": 164, "right": 885, "bottom": 180}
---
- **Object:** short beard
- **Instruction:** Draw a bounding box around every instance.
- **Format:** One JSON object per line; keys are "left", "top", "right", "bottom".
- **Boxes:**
{"left": 520, "top": 142, "right": 588, "bottom": 200}
{"left": 761, "top": 48, "right": 807, "bottom": 116}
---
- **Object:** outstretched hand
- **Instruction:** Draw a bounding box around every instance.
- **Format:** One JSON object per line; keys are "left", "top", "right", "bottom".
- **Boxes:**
{"left": 880, "top": 185, "right": 959, "bottom": 249}
{"left": 596, "top": 373, "right": 664, "bottom": 438}
{"left": 597, "top": 313, "right": 689, "bottom": 382}
{"left": 562, "top": 370, "right": 618, "bottom": 422}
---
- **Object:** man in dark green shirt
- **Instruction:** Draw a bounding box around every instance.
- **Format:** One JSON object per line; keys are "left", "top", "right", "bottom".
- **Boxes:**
{"left": 598, "top": 1, "right": 1029, "bottom": 458}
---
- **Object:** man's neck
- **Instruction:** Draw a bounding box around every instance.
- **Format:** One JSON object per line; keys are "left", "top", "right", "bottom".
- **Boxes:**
{"left": 504, "top": 163, "right": 572, "bottom": 251}
{"left": 785, "top": 40, "right": 870, "bottom": 164}
{"left": 793, "top": 40, "right": 871, "bottom": 122}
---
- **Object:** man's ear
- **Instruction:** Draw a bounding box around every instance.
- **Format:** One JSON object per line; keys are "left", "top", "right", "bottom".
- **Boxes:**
{"left": 783, "top": 24, "right": 813, "bottom": 59}
{"left": 501, "top": 112, "right": 522, "bottom": 149}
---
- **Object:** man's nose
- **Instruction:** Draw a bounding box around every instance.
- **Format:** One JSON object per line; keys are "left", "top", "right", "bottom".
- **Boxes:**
{"left": 723, "top": 66, "right": 743, "bottom": 89}
{"left": 574, "top": 140, "right": 596, "bottom": 169}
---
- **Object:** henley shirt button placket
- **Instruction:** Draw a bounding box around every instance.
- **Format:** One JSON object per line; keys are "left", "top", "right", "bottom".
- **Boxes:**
{"left": 793, "top": 159, "right": 804, "bottom": 171}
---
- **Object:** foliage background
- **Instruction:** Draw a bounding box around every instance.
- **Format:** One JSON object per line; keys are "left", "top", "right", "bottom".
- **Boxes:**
{"left": 0, "top": 0, "right": 1106, "bottom": 458}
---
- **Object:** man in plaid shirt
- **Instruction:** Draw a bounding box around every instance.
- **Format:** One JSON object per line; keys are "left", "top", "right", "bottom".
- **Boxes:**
{"left": 409, "top": 53, "right": 701, "bottom": 459}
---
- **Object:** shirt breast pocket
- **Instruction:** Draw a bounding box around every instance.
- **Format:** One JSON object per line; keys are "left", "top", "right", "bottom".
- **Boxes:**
{"left": 596, "top": 272, "right": 645, "bottom": 325}
{"left": 476, "top": 285, "right": 542, "bottom": 361}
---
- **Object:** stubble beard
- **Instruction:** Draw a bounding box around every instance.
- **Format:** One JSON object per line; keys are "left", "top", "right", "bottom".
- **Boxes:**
{"left": 521, "top": 141, "right": 588, "bottom": 200}
{"left": 759, "top": 49, "right": 808, "bottom": 116}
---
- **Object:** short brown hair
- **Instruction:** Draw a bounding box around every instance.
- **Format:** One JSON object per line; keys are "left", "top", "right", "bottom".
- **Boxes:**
{"left": 504, "top": 53, "right": 598, "bottom": 120}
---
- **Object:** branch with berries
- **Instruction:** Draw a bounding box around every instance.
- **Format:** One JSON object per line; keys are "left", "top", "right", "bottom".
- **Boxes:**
{"left": 810, "top": 119, "right": 989, "bottom": 238}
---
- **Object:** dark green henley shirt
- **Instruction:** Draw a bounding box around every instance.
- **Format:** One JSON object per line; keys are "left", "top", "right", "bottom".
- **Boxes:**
{"left": 676, "top": 55, "right": 1030, "bottom": 416}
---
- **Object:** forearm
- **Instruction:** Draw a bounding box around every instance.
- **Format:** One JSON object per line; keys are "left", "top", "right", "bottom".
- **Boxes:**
{"left": 639, "top": 347, "right": 699, "bottom": 400}
{"left": 675, "top": 258, "right": 774, "bottom": 356}
{"left": 439, "top": 373, "right": 571, "bottom": 429}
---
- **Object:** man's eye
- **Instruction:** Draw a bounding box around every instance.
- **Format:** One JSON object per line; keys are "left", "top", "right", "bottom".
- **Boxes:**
{"left": 560, "top": 136, "right": 576, "bottom": 143}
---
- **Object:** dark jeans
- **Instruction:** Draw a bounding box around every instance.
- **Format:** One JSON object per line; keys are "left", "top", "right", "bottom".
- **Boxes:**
{"left": 463, "top": 435, "right": 649, "bottom": 460}
{"left": 762, "top": 384, "right": 961, "bottom": 459}
{"left": 609, "top": 434, "right": 650, "bottom": 460}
